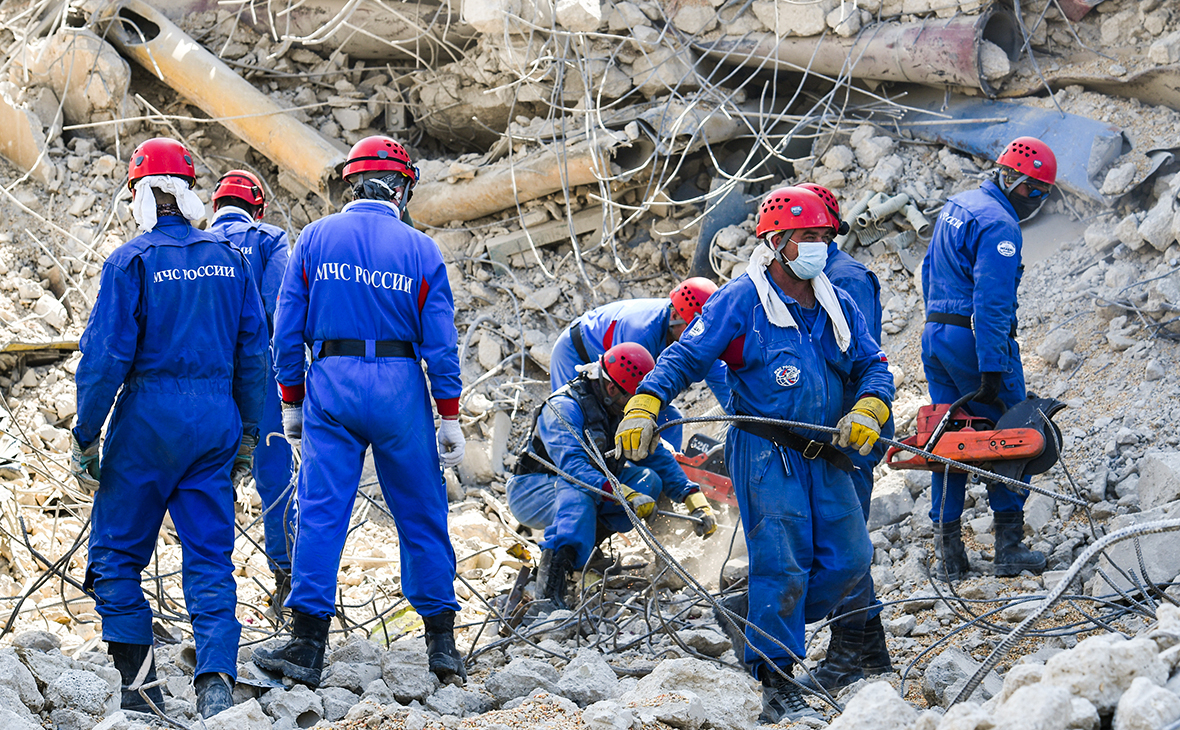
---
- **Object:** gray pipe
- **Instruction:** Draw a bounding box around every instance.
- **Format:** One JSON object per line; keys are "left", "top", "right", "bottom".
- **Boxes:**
{"left": 902, "top": 203, "right": 932, "bottom": 237}
{"left": 857, "top": 193, "right": 910, "bottom": 228}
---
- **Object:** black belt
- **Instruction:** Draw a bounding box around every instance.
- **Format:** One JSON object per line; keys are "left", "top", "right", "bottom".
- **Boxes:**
{"left": 317, "top": 340, "right": 415, "bottom": 359}
{"left": 569, "top": 322, "right": 592, "bottom": 363}
{"left": 927, "top": 312, "right": 1017, "bottom": 339}
{"left": 733, "top": 419, "right": 852, "bottom": 473}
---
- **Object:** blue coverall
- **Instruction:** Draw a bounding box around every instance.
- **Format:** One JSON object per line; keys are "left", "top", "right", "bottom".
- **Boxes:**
{"left": 272, "top": 200, "right": 462, "bottom": 620}
{"left": 76, "top": 216, "right": 268, "bottom": 679}
{"left": 921, "top": 179, "right": 1028, "bottom": 524}
{"left": 825, "top": 242, "right": 893, "bottom": 630}
{"left": 636, "top": 273, "right": 893, "bottom": 675}
{"left": 211, "top": 207, "right": 294, "bottom": 571}
{"left": 506, "top": 382, "right": 699, "bottom": 566}
{"left": 550, "top": 299, "right": 732, "bottom": 449}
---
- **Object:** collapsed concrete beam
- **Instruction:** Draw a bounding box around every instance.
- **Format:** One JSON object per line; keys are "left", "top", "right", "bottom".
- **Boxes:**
{"left": 99, "top": 0, "right": 348, "bottom": 199}
{"left": 0, "top": 82, "right": 56, "bottom": 186}
{"left": 696, "top": 8, "right": 1021, "bottom": 97}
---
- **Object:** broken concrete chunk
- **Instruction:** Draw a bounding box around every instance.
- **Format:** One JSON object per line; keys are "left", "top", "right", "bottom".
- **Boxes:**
{"left": 485, "top": 657, "right": 560, "bottom": 704}
{"left": 0, "top": 83, "right": 57, "bottom": 185}
{"left": 1148, "top": 31, "right": 1180, "bottom": 65}
{"left": 632, "top": 47, "right": 701, "bottom": 99}
{"left": 621, "top": 658, "right": 759, "bottom": 730}
{"left": 1036, "top": 328, "right": 1077, "bottom": 366}
{"left": 921, "top": 646, "right": 1001, "bottom": 707}
{"left": 751, "top": 0, "right": 833, "bottom": 37}
{"left": 556, "top": 0, "right": 602, "bottom": 31}
{"left": 828, "top": 681, "right": 917, "bottom": 730}
{"left": 1042, "top": 635, "right": 1167, "bottom": 713}
{"left": 1138, "top": 194, "right": 1176, "bottom": 252}
{"left": 556, "top": 650, "right": 618, "bottom": 707}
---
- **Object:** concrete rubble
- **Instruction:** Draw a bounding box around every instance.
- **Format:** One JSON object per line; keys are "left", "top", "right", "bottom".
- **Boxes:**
{"left": 2, "top": 0, "right": 1180, "bottom": 728}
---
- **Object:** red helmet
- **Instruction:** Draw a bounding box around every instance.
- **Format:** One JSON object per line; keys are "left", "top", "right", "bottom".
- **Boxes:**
{"left": 755, "top": 186, "right": 835, "bottom": 238}
{"left": 797, "top": 182, "right": 849, "bottom": 236}
{"left": 996, "top": 136, "right": 1057, "bottom": 186}
{"left": 213, "top": 170, "right": 267, "bottom": 220}
{"left": 669, "top": 277, "right": 717, "bottom": 324}
{"left": 127, "top": 138, "right": 195, "bottom": 192}
{"left": 342, "top": 135, "right": 418, "bottom": 187}
{"left": 601, "top": 342, "right": 656, "bottom": 396}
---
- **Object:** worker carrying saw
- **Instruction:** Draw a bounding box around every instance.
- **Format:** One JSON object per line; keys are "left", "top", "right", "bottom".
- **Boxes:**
{"left": 615, "top": 186, "right": 894, "bottom": 724}
{"left": 549, "top": 278, "right": 731, "bottom": 450}
{"left": 920, "top": 136, "right": 1058, "bottom": 580}
{"left": 509, "top": 342, "right": 717, "bottom": 610}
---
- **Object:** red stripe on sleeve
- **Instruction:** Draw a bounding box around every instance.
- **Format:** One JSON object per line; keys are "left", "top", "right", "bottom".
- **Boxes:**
{"left": 435, "top": 397, "right": 459, "bottom": 418}
{"left": 603, "top": 320, "right": 617, "bottom": 350}
{"left": 280, "top": 383, "right": 305, "bottom": 403}
{"left": 418, "top": 279, "right": 430, "bottom": 312}
{"left": 720, "top": 335, "right": 745, "bottom": 369}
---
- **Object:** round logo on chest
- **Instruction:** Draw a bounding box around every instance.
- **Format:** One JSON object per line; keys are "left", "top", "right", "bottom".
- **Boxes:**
{"left": 775, "top": 364, "right": 801, "bottom": 387}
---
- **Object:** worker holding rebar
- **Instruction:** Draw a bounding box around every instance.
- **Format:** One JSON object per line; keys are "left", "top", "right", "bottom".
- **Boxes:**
{"left": 256, "top": 135, "right": 467, "bottom": 689}
{"left": 921, "top": 136, "right": 1057, "bottom": 581}
{"left": 548, "top": 277, "right": 730, "bottom": 450}
{"left": 70, "top": 138, "right": 268, "bottom": 719}
{"left": 615, "top": 186, "right": 894, "bottom": 724}
{"left": 208, "top": 169, "right": 296, "bottom": 614}
{"left": 508, "top": 342, "right": 717, "bottom": 610}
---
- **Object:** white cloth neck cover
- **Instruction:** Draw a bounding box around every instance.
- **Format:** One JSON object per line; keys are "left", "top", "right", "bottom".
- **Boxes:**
{"left": 131, "top": 175, "right": 206, "bottom": 232}
{"left": 746, "top": 243, "right": 852, "bottom": 352}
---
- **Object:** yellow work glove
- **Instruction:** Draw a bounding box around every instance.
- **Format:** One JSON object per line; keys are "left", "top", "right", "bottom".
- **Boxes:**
{"left": 614, "top": 394, "right": 662, "bottom": 461}
{"left": 684, "top": 491, "right": 716, "bottom": 538}
{"left": 836, "top": 396, "right": 890, "bottom": 456}
{"left": 618, "top": 483, "right": 656, "bottom": 520}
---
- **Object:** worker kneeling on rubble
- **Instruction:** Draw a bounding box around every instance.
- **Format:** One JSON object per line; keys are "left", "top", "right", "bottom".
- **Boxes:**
{"left": 615, "top": 186, "right": 894, "bottom": 724}
{"left": 257, "top": 136, "right": 467, "bottom": 688}
{"left": 71, "top": 138, "right": 268, "bottom": 719}
{"left": 922, "top": 136, "right": 1057, "bottom": 581}
{"left": 549, "top": 277, "right": 730, "bottom": 450}
{"left": 509, "top": 342, "right": 717, "bottom": 609}
{"left": 208, "top": 169, "right": 296, "bottom": 614}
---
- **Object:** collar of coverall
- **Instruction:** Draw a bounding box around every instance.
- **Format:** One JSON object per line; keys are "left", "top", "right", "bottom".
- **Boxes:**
{"left": 210, "top": 206, "right": 254, "bottom": 225}
{"left": 342, "top": 198, "right": 405, "bottom": 219}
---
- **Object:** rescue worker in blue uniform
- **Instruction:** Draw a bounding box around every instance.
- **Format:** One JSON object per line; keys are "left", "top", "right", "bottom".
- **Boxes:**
{"left": 549, "top": 278, "right": 729, "bottom": 450}
{"left": 70, "top": 138, "right": 268, "bottom": 719}
{"left": 922, "top": 137, "right": 1057, "bottom": 581}
{"left": 508, "top": 342, "right": 717, "bottom": 608}
{"left": 616, "top": 187, "right": 894, "bottom": 724}
{"left": 209, "top": 169, "right": 295, "bottom": 611}
{"left": 256, "top": 136, "right": 467, "bottom": 688}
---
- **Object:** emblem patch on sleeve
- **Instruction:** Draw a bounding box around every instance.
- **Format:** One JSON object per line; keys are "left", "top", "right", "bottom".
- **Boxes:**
{"left": 997, "top": 241, "right": 1017, "bottom": 257}
{"left": 687, "top": 319, "right": 705, "bottom": 338}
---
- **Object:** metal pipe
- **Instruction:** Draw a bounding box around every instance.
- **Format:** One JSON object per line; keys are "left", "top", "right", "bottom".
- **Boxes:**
{"left": 99, "top": 0, "right": 347, "bottom": 201}
{"left": 695, "top": 7, "right": 1021, "bottom": 97}
{"left": 856, "top": 192, "right": 909, "bottom": 228}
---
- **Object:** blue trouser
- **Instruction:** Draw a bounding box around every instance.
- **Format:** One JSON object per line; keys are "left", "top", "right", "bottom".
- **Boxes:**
{"left": 727, "top": 427, "right": 872, "bottom": 675}
{"left": 85, "top": 388, "right": 241, "bottom": 678}
{"left": 828, "top": 417, "right": 893, "bottom": 629}
{"left": 549, "top": 334, "right": 684, "bottom": 450}
{"left": 288, "top": 356, "right": 460, "bottom": 619}
{"left": 507, "top": 464, "right": 661, "bottom": 566}
{"left": 253, "top": 349, "right": 295, "bottom": 571}
{"left": 921, "top": 322, "right": 1028, "bottom": 523}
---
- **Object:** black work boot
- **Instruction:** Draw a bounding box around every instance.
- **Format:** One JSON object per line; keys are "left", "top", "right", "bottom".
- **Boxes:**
{"left": 271, "top": 568, "right": 291, "bottom": 615}
{"left": 536, "top": 546, "right": 577, "bottom": 610}
{"left": 252, "top": 609, "right": 330, "bottom": 687}
{"left": 934, "top": 519, "right": 970, "bottom": 582}
{"left": 861, "top": 614, "right": 895, "bottom": 676}
{"left": 759, "top": 666, "right": 822, "bottom": 724}
{"left": 713, "top": 590, "right": 749, "bottom": 670}
{"left": 993, "top": 511, "right": 1047, "bottom": 577}
{"left": 423, "top": 610, "right": 467, "bottom": 686}
{"left": 194, "top": 672, "right": 233, "bottom": 718}
{"left": 108, "top": 641, "right": 165, "bottom": 713}
{"left": 796, "top": 623, "right": 866, "bottom": 692}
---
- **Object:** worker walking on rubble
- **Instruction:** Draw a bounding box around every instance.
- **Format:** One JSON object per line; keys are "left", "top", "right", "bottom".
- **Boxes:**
{"left": 256, "top": 135, "right": 467, "bottom": 689}
{"left": 549, "top": 277, "right": 730, "bottom": 450}
{"left": 71, "top": 137, "right": 268, "bottom": 719}
{"left": 615, "top": 186, "right": 894, "bottom": 724}
{"left": 922, "top": 136, "right": 1057, "bottom": 581}
{"left": 507, "top": 342, "right": 718, "bottom": 609}
{"left": 208, "top": 169, "right": 296, "bottom": 613}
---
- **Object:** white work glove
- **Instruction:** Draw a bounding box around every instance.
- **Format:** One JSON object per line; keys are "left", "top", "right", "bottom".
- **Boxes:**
{"left": 437, "top": 418, "right": 465, "bottom": 468}
{"left": 282, "top": 401, "right": 304, "bottom": 443}
{"left": 69, "top": 432, "right": 100, "bottom": 493}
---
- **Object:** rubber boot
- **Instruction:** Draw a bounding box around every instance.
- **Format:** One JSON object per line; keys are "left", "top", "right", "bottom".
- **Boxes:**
{"left": 271, "top": 568, "right": 291, "bottom": 615}
{"left": 252, "top": 610, "right": 330, "bottom": 687}
{"left": 108, "top": 641, "right": 165, "bottom": 713}
{"left": 759, "top": 666, "right": 822, "bottom": 724}
{"left": 795, "top": 623, "right": 866, "bottom": 692}
{"left": 423, "top": 610, "right": 467, "bottom": 686}
{"left": 934, "top": 519, "right": 969, "bottom": 582}
{"left": 861, "top": 614, "right": 895, "bottom": 676}
{"left": 713, "top": 590, "right": 749, "bottom": 671}
{"left": 194, "top": 672, "right": 233, "bottom": 718}
{"left": 536, "top": 546, "right": 577, "bottom": 610}
{"left": 993, "top": 511, "right": 1047, "bottom": 577}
